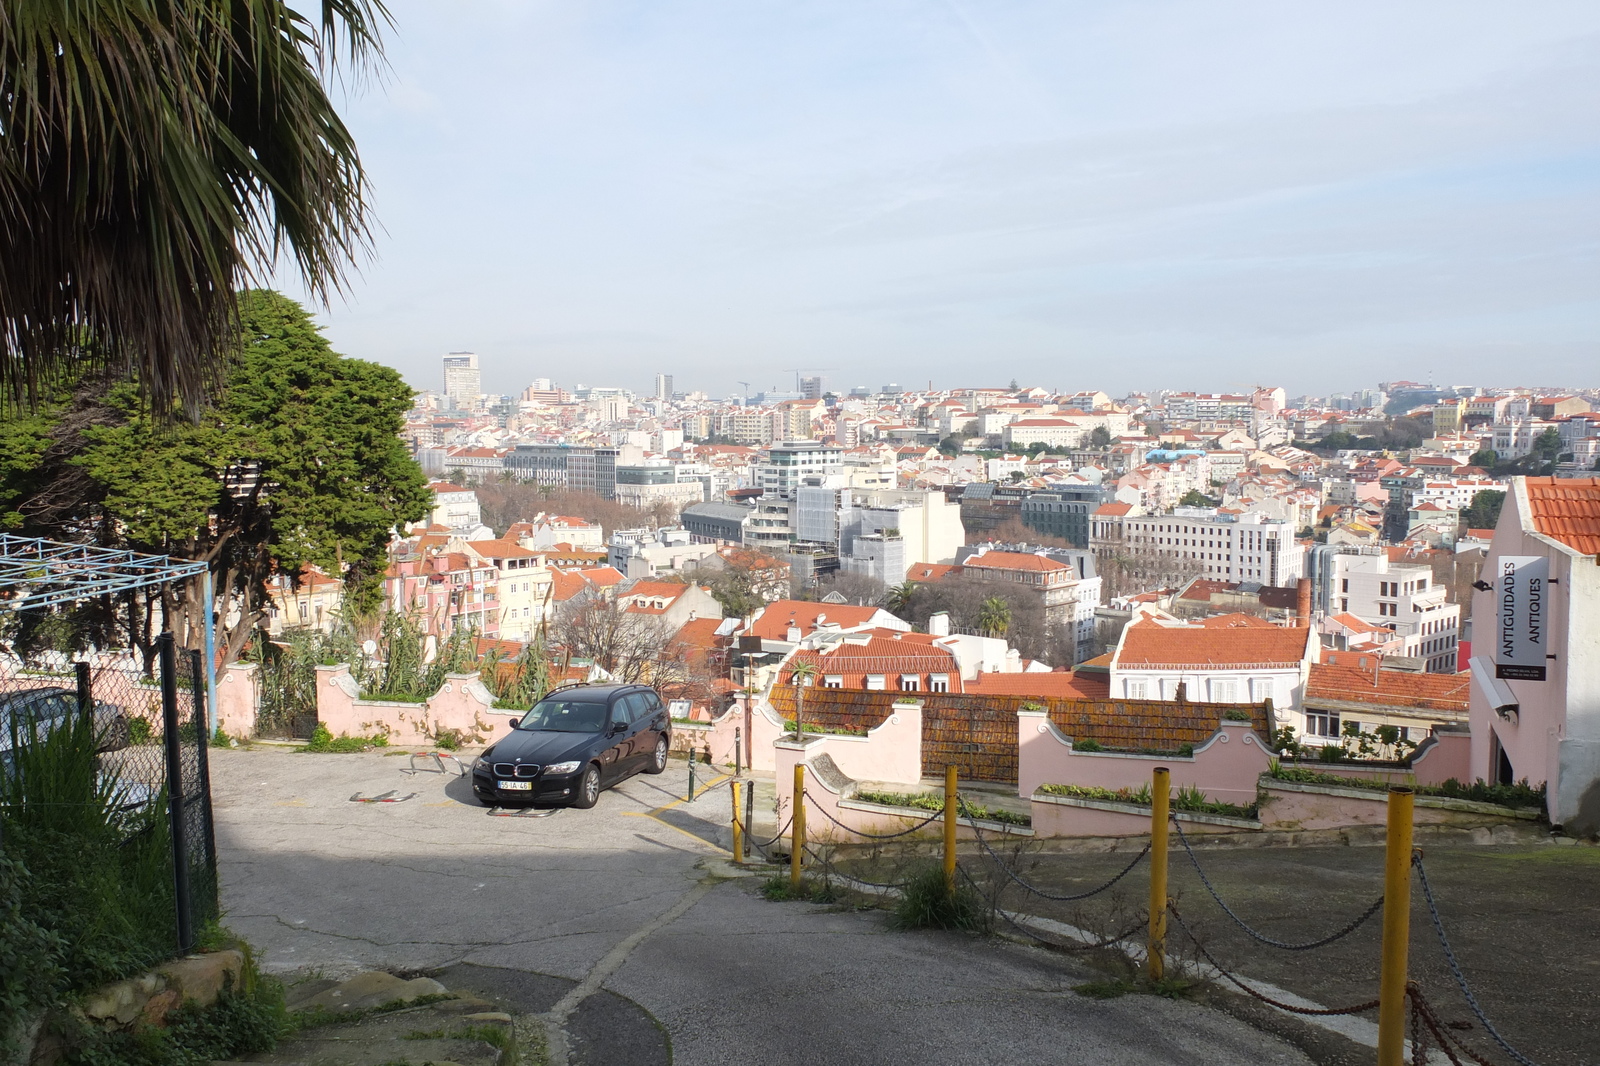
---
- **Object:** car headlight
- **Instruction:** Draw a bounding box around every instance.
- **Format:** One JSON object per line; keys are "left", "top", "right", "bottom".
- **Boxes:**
{"left": 545, "top": 761, "right": 581, "bottom": 775}
{"left": 473, "top": 756, "right": 490, "bottom": 771}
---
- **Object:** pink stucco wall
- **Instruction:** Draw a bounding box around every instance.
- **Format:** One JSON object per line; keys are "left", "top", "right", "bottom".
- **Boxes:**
{"left": 1029, "top": 795, "right": 1252, "bottom": 837}
{"left": 314, "top": 665, "right": 516, "bottom": 747}
{"left": 216, "top": 662, "right": 259, "bottom": 739}
{"left": 797, "top": 701, "right": 922, "bottom": 787}
{"left": 1257, "top": 780, "right": 1540, "bottom": 832}
{"left": 1017, "top": 712, "right": 1272, "bottom": 806}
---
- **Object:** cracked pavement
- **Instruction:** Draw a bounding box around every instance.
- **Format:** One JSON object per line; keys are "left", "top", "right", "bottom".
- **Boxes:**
{"left": 216, "top": 748, "right": 1316, "bottom": 1066}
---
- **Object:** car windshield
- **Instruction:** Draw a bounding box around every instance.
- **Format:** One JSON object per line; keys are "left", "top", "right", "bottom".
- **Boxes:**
{"left": 516, "top": 698, "right": 608, "bottom": 733}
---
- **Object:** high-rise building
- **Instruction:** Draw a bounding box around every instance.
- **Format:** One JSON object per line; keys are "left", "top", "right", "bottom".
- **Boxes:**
{"left": 654, "top": 373, "right": 674, "bottom": 400}
{"left": 442, "top": 352, "right": 480, "bottom": 406}
{"left": 799, "top": 375, "right": 823, "bottom": 400}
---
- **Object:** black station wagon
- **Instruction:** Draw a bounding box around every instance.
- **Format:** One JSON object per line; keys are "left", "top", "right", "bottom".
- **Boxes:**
{"left": 471, "top": 684, "right": 670, "bottom": 808}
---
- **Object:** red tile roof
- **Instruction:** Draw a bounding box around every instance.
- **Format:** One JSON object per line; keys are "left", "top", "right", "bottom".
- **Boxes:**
{"left": 1304, "top": 663, "right": 1469, "bottom": 713}
{"left": 962, "top": 551, "right": 1071, "bottom": 572}
{"left": 1523, "top": 476, "right": 1600, "bottom": 555}
{"left": 1117, "top": 619, "right": 1312, "bottom": 668}
{"left": 1194, "top": 612, "right": 1278, "bottom": 629}
{"left": 1093, "top": 502, "right": 1133, "bottom": 516}
{"left": 963, "top": 671, "right": 1110, "bottom": 700}
{"left": 905, "top": 562, "right": 958, "bottom": 582}
{"left": 746, "top": 600, "right": 887, "bottom": 640}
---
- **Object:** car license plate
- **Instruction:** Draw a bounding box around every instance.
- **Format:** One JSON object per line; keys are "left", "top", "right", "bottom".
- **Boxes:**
{"left": 498, "top": 780, "right": 533, "bottom": 791}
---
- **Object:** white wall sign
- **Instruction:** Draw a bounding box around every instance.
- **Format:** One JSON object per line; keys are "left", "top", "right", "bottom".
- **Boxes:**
{"left": 1493, "top": 555, "right": 1548, "bottom": 681}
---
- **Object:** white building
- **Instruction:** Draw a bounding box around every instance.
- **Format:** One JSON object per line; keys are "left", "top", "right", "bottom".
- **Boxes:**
{"left": 1324, "top": 552, "right": 1460, "bottom": 673}
{"left": 607, "top": 527, "right": 718, "bottom": 579}
{"left": 1110, "top": 614, "right": 1315, "bottom": 716}
{"left": 755, "top": 441, "right": 843, "bottom": 498}
{"left": 442, "top": 352, "right": 480, "bottom": 407}
{"left": 1117, "top": 508, "right": 1305, "bottom": 586}
{"left": 428, "top": 482, "right": 484, "bottom": 533}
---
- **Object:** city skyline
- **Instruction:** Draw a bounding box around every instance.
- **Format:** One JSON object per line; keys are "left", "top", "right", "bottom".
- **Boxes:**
{"left": 280, "top": 2, "right": 1599, "bottom": 399}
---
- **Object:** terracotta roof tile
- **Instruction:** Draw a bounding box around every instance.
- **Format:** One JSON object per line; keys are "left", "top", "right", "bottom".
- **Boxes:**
{"left": 1305, "top": 663, "right": 1469, "bottom": 713}
{"left": 1523, "top": 476, "right": 1600, "bottom": 555}
{"left": 962, "top": 551, "right": 1071, "bottom": 572}
{"left": 1117, "top": 619, "right": 1312, "bottom": 667}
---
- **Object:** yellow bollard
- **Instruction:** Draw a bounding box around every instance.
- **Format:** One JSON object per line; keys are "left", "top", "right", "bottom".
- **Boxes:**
{"left": 791, "top": 762, "right": 806, "bottom": 891}
{"left": 730, "top": 779, "right": 744, "bottom": 864}
{"left": 1147, "top": 766, "right": 1171, "bottom": 982}
{"left": 1377, "top": 786, "right": 1415, "bottom": 1066}
{"left": 943, "top": 765, "right": 958, "bottom": 893}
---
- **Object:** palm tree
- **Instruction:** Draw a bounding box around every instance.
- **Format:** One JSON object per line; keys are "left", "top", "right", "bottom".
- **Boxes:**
{"left": 977, "top": 596, "right": 1012, "bottom": 639}
{"left": 885, "top": 581, "right": 918, "bottom": 617}
{"left": 1, "top": 0, "right": 389, "bottom": 411}
{"left": 789, "top": 659, "right": 818, "bottom": 740}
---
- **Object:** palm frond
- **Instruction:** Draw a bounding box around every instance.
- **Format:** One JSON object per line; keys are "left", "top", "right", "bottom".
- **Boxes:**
{"left": 0, "top": 0, "right": 388, "bottom": 414}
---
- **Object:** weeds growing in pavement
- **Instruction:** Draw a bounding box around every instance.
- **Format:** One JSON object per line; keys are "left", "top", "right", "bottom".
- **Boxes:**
{"left": 760, "top": 875, "right": 839, "bottom": 904}
{"left": 301, "top": 723, "right": 388, "bottom": 753}
{"left": 891, "top": 866, "right": 986, "bottom": 932}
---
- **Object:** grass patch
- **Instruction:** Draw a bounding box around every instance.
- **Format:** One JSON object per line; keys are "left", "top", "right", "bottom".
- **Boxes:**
{"left": 301, "top": 723, "right": 389, "bottom": 753}
{"left": 760, "top": 875, "right": 839, "bottom": 904}
{"left": 891, "top": 866, "right": 986, "bottom": 932}
{"left": 781, "top": 720, "right": 869, "bottom": 737}
{"left": 403, "top": 1024, "right": 512, "bottom": 1050}
{"left": 854, "top": 789, "right": 1031, "bottom": 828}
{"left": 1268, "top": 765, "right": 1546, "bottom": 810}
{"left": 1039, "top": 782, "right": 1257, "bottom": 820}
{"left": 1073, "top": 975, "right": 1195, "bottom": 1001}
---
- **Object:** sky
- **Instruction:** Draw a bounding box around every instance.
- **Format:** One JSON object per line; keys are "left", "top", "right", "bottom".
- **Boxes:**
{"left": 281, "top": 1, "right": 1600, "bottom": 401}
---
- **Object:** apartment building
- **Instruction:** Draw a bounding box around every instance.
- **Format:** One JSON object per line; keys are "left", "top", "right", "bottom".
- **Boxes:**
{"left": 463, "top": 538, "right": 553, "bottom": 643}
{"left": 1322, "top": 551, "right": 1460, "bottom": 673}
{"left": 613, "top": 464, "right": 706, "bottom": 511}
{"left": 1110, "top": 508, "right": 1305, "bottom": 586}
{"left": 958, "top": 545, "right": 1102, "bottom": 661}
{"left": 1110, "top": 614, "right": 1315, "bottom": 712}
{"left": 755, "top": 441, "right": 843, "bottom": 497}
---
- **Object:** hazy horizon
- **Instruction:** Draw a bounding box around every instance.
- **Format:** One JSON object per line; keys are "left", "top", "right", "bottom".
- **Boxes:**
{"left": 279, "top": 1, "right": 1600, "bottom": 400}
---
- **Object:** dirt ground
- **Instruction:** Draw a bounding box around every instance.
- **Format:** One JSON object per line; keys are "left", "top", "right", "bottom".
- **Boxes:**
{"left": 837, "top": 838, "right": 1599, "bottom": 1066}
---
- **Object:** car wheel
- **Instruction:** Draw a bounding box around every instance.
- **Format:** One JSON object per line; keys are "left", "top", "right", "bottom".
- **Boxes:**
{"left": 572, "top": 764, "right": 603, "bottom": 809}
{"left": 644, "top": 736, "right": 668, "bottom": 775}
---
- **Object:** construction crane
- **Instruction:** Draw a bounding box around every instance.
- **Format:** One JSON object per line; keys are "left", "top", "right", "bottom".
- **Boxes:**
{"left": 736, "top": 381, "right": 751, "bottom": 400}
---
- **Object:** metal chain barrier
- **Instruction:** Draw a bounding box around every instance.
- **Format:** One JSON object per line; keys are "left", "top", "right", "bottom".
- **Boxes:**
{"left": 1170, "top": 817, "right": 1385, "bottom": 950}
{"left": 1409, "top": 983, "right": 1493, "bottom": 1066}
{"left": 731, "top": 810, "right": 794, "bottom": 862}
{"left": 1168, "top": 903, "right": 1382, "bottom": 1017}
{"left": 957, "top": 863, "right": 1146, "bottom": 953}
{"left": 1413, "top": 855, "right": 1541, "bottom": 1066}
{"left": 802, "top": 790, "right": 944, "bottom": 840}
{"left": 803, "top": 844, "right": 912, "bottom": 890}
{"left": 959, "top": 795, "right": 1151, "bottom": 902}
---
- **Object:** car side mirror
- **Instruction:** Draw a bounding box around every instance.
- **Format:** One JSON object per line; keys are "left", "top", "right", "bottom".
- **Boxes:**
{"left": 609, "top": 721, "right": 627, "bottom": 736}
{"left": 507, "top": 717, "right": 520, "bottom": 729}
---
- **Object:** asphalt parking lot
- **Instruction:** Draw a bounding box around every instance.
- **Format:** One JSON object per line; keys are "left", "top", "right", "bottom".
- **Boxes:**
{"left": 214, "top": 747, "right": 1318, "bottom": 1066}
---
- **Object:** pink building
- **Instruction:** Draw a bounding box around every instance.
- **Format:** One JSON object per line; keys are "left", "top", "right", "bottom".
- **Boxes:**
{"left": 1468, "top": 477, "right": 1600, "bottom": 832}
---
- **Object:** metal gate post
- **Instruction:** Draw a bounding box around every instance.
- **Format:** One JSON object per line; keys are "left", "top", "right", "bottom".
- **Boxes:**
{"left": 159, "top": 633, "right": 194, "bottom": 952}
{"left": 1377, "top": 786, "right": 1415, "bottom": 1066}
{"left": 1146, "top": 766, "right": 1171, "bottom": 982}
{"left": 190, "top": 649, "right": 219, "bottom": 913}
{"left": 75, "top": 661, "right": 92, "bottom": 719}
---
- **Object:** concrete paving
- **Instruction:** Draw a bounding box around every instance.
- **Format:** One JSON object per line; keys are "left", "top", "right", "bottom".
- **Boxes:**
{"left": 214, "top": 748, "right": 1315, "bottom": 1066}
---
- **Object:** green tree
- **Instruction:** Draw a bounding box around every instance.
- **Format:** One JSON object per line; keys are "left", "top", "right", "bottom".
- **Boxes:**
{"left": 885, "top": 581, "right": 919, "bottom": 616}
{"left": 788, "top": 659, "right": 818, "bottom": 739}
{"left": 936, "top": 434, "right": 964, "bottom": 458}
{"left": 1, "top": 0, "right": 388, "bottom": 412}
{"left": 977, "top": 596, "right": 1012, "bottom": 638}
{"left": 1469, "top": 449, "right": 1499, "bottom": 470}
{"left": 1177, "top": 489, "right": 1219, "bottom": 508}
{"left": 1532, "top": 427, "right": 1563, "bottom": 464}
{"left": 1088, "top": 425, "right": 1113, "bottom": 449}
{"left": 2, "top": 291, "right": 429, "bottom": 664}
{"left": 1461, "top": 490, "right": 1506, "bottom": 532}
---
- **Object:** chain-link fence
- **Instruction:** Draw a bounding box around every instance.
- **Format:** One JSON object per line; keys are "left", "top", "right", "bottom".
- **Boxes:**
{"left": 1, "top": 636, "right": 219, "bottom": 954}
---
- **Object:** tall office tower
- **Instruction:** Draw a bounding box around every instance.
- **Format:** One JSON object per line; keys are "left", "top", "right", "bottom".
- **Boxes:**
{"left": 654, "top": 373, "right": 674, "bottom": 400}
{"left": 800, "top": 375, "right": 823, "bottom": 400}
{"left": 443, "top": 352, "right": 480, "bottom": 406}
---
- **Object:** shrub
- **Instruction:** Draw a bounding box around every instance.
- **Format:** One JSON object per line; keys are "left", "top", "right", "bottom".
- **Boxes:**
{"left": 127, "top": 717, "right": 153, "bottom": 745}
{"left": 854, "top": 789, "right": 1030, "bottom": 827}
{"left": 1073, "top": 738, "right": 1104, "bottom": 752}
{"left": 760, "top": 875, "right": 837, "bottom": 904}
{"left": 1222, "top": 709, "right": 1252, "bottom": 722}
{"left": 0, "top": 710, "right": 178, "bottom": 994}
{"left": 1, "top": 855, "right": 67, "bottom": 1056}
{"left": 432, "top": 728, "right": 461, "bottom": 752}
{"left": 891, "top": 866, "right": 986, "bottom": 932}
{"left": 55, "top": 968, "right": 287, "bottom": 1066}
{"left": 302, "top": 724, "right": 387, "bottom": 753}
{"left": 1267, "top": 766, "right": 1547, "bottom": 810}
